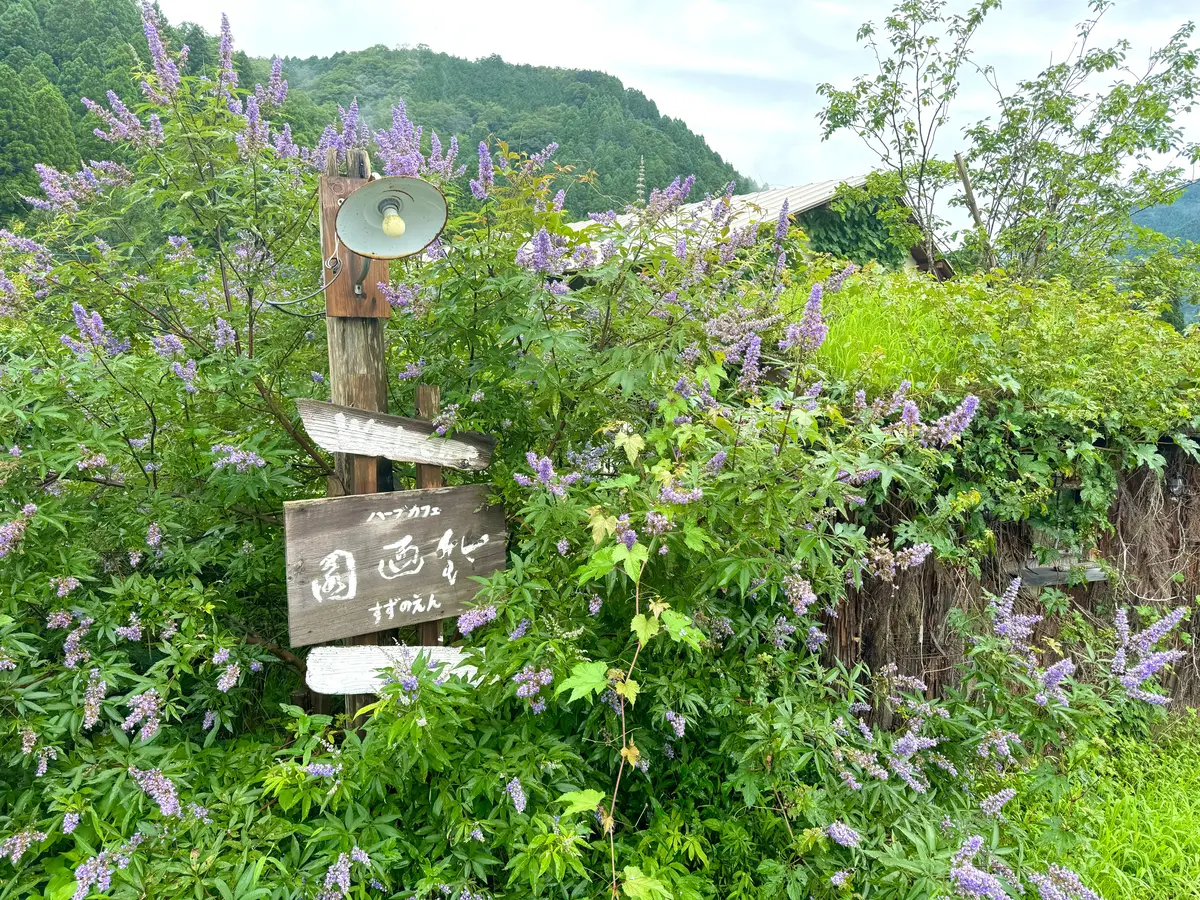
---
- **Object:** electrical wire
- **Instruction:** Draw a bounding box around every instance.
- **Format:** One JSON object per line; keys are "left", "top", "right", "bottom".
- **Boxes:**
{"left": 262, "top": 247, "right": 343, "bottom": 318}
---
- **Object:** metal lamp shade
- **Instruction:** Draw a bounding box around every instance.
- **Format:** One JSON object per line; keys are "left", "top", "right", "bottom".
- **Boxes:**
{"left": 335, "top": 176, "right": 448, "bottom": 260}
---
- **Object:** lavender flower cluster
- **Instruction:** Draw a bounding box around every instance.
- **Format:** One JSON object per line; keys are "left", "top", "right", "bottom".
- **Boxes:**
{"left": 63, "top": 616, "right": 94, "bottom": 669}
{"left": 863, "top": 537, "right": 934, "bottom": 584}
{"left": 826, "top": 821, "right": 861, "bottom": 848}
{"left": 83, "top": 668, "right": 107, "bottom": 729}
{"left": 432, "top": 404, "right": 460, "bottom": 436}
{"left": 664, "top": 710, "right": 686, "bottom": 738}
{"left": 24, "top": 161, "right": 132, "bottom": 214}
{"left": 72, "top": 838, "right": 127, "bottom": 900}
{"left": 378, "top": 281, "right": 421, "bottom": 311}
{"left": 784, "top": 569, "right": 817, "bottom": 616}
{"left": 1027, "top": 865, "right": 1104, "bottom": 900}
{"left": 121, "top": 689, "right": 162, "bottom": 741}
{"left": 457, "top": 604, "right": 497, "bottom": 636}
{"left": 130, "top": 766, "right": 181, "bottom": 817}
{"left": 504, "top": 776, "right": 527, "bottom": 814}
{"left": 979, "top": 788, "right": 1016, "bottom": 819}
{"left": 1, "top": 829, "right": 47, "bottom": 864}
{"left": 513, "top": 452, "right": 581, "bottom": 497}
{"left": 317, "top": 847, "right": 371, "bottom": 900}
{"left": 772, "top": 616, "right": 796, "bottom": 648}
{"left": 114, "top": 613, "right": 142, "bottom": 642}
{"left": 1112, "top": 606, "right": 1187, "bottom": 705}
{"left": 61, "top": 302, "right": 128, "bottom": 359}
{"left": 1035, "top": 658, "right": 1076, "bottom": 706}
{"left": 949, "top": 836, "right": 1010, "bottom": 900}
{"left": 0, "top": 502, "right": 37, "bottom": 559}
{"left": 779, "top": 283, "right": 828, "bottom": 354}
{"left": 512, "top": 665, "right": 553, "bottom": 714}
{"left": 516, "top": 228, "right": 570, "bottom": 274}
{"left": 470, "top": 141, "right": 494, "bottom": 199}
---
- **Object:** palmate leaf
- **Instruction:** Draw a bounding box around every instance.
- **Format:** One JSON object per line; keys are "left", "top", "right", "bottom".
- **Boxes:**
{"left": 622, "top": 866, "right": 672, "bottom": 899}
{"left": 661, "top": 609, "right": 703, "bottom": 651}
{"left": 631, "top": 613, "right": 660, "bottom": 646}
{"left": 614, "top": 431, "right": 645, "bottom": 463}
{"left": 554, "top": 661, "right": 609, "bottom": 703}
{"left": 557, "top": 788, "right": 606, "bottom": 815}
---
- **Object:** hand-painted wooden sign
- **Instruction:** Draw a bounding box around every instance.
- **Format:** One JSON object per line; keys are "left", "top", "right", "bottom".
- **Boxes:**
{"left": 284, "top": 483, "right": 506, "bottom": 646}
{"left": 305, "top": 645, "right": 480, "bottom": 694}
{"left": 295, "top": 398, "right": 496, "bottom": 471}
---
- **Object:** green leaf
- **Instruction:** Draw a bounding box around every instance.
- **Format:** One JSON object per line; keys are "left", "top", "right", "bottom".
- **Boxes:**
{"left": 615, "top": 677, "right": 641, "bottom": 706}
{"left": 554, "top": 661, "right": 609, "bottom": 703}
{"left": 631, "top": 613, "right": 660, "bottom": 646}
{"left": 661, "top": 609, "right": 703, "bottom": 650}
{"left": 623, "top": 866, "right": 672, "bottom": 900}
{"left": 683, "top": 525, "right": 708, "bottom": 552}
{"left": 623, "top": 542, "right": 650, "bottom": 581}
{"left": 557, "top": 788, "right": 606, "bottom": 815}
{"left": 614, "top": 431, "right": 645, "bottom": 464}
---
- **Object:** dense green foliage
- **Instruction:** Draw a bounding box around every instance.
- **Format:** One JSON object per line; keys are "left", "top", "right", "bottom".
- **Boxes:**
{"left": 795, "top": 197, "right": 908, "bottom": 270}
{"left": 1, "top": 9, "right": 1199, "bottom": 900}
{"left": 1131, "top": 183, "right": 1200, "bottom": 325}
{"left": 0, "top": 0, "right": 751, "bottom": 222}
{"left": 816, "top": 270, "right": 1200, "bottom": 557}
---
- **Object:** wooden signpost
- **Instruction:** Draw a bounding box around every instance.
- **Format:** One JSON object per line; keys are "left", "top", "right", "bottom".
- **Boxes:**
{"left": 292, "top": 148, "right": 504, "bottom": 720}
{"left": 284, "top": 484, "right": 506, "bottom": 646}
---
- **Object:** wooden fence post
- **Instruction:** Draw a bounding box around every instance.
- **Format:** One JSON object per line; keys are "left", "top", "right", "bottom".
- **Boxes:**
{"left": 415, "top": 384, "right": 445, "bottom": 648}
{"left": 318, "top": 146, "right": 391, "bottom": 725}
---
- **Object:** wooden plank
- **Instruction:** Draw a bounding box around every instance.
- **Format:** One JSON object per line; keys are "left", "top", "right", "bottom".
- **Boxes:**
{"left": 1018, "top": 562, "right": 1108, "bottom": 587}
{"left": 306, "top": 646, "right": 479, "bottom": 695}
{"left": 295, "top": 398, "right": 495, "bottom": 472}
{"left": 284, "top": 484, "right": 506, "bottom": 646}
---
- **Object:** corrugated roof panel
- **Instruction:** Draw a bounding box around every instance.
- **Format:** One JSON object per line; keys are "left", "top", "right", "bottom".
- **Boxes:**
{"left": 565, "top": 175, "right": 867, "bottom": 233}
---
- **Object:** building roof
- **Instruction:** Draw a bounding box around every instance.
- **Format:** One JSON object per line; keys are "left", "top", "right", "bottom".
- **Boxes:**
{"left": 566, "top": 175, "right": 868, "bottom": 234}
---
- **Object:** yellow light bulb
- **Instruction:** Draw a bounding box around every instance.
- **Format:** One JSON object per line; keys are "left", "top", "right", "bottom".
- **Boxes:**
{"left": 381, "top": 213, "right": 407, "bottom": 238}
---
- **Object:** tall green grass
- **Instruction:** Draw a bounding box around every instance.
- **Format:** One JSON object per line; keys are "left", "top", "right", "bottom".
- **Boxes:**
{"left": 812, "top": 270, "right": 978, "bottom": 395}
{"left": 1022, "top": 713, "right": 1200, "bottom": 899}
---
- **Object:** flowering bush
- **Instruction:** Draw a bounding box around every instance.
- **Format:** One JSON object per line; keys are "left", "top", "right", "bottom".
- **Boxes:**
{"left": 0, "top": 9, "right": 1194, "bottom": 900}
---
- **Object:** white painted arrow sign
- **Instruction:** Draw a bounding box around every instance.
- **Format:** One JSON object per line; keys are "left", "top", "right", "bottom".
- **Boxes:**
{"left": 295, "top": 398, "right": 496, "bottom": 471}
{"left": 306, "top": 645, "right": 480, "bottom": 695}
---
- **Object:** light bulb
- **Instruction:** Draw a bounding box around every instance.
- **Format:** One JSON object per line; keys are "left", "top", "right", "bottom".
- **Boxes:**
{"left": 381, "top": 213, "right": 407, "bottom": 238}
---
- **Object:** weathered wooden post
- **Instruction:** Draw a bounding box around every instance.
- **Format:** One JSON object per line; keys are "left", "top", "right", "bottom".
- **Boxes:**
{"left": 415, "top": 384, "right": 444, "bottom": 648}
{"left": 289, "top": 164, "right": 505, "bottom": 712}
{"left": 319, "top": 146, "right": 391, "bottom": 723}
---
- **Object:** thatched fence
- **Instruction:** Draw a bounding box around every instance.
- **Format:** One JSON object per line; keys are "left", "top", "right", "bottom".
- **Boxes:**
{"left": 829, "top": 448, "right": 1200, "bottom": 704}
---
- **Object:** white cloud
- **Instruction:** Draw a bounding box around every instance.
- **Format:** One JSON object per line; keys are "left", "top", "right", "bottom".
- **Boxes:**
{"left": 157, "top": 0, "right": 1198, "bottom": 187}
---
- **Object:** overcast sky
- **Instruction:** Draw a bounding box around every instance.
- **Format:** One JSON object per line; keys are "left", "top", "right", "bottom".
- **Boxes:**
{"left": 157, "top": 0, "right": 1199, "bottom": 189}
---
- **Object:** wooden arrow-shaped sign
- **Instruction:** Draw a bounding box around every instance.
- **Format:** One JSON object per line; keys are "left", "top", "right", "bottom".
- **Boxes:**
{"left": 295, "top": 398, "right": 496, "bottom": 471}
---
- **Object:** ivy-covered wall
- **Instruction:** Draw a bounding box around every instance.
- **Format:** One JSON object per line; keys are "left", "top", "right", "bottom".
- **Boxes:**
{"left": 796, "top": 197, "right": 908, "bottom": 268}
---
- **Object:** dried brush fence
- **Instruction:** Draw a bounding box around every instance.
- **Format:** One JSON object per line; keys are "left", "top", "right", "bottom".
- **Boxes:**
{"left": 829, "top": 447, "right": 1200, "bottom": 706}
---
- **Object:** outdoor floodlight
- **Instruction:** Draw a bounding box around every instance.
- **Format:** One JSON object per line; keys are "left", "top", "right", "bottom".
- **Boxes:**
{"left": 335, "top": 176, "right": 449, "bottom": 292}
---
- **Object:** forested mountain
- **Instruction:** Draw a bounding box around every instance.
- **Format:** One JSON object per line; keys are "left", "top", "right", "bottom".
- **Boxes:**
{"left": 0, "top": 0, "right": 753, "bottom": 218}
{"left": 1132, "top": 181, "right": 1200, "bottom": 243}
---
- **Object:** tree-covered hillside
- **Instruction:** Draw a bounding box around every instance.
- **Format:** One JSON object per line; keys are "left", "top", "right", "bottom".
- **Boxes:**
{"left": 1132, "top": 180, "right": 1200, "bottom": 242}
{"left": 1131, "top": 182, "right": 1200, "bottom": 325}
{"left": 281, "top": 45, "right": 755, "bottom": 214}
{"left": 0, "top": 0, "right": 753, "bottom": 218}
